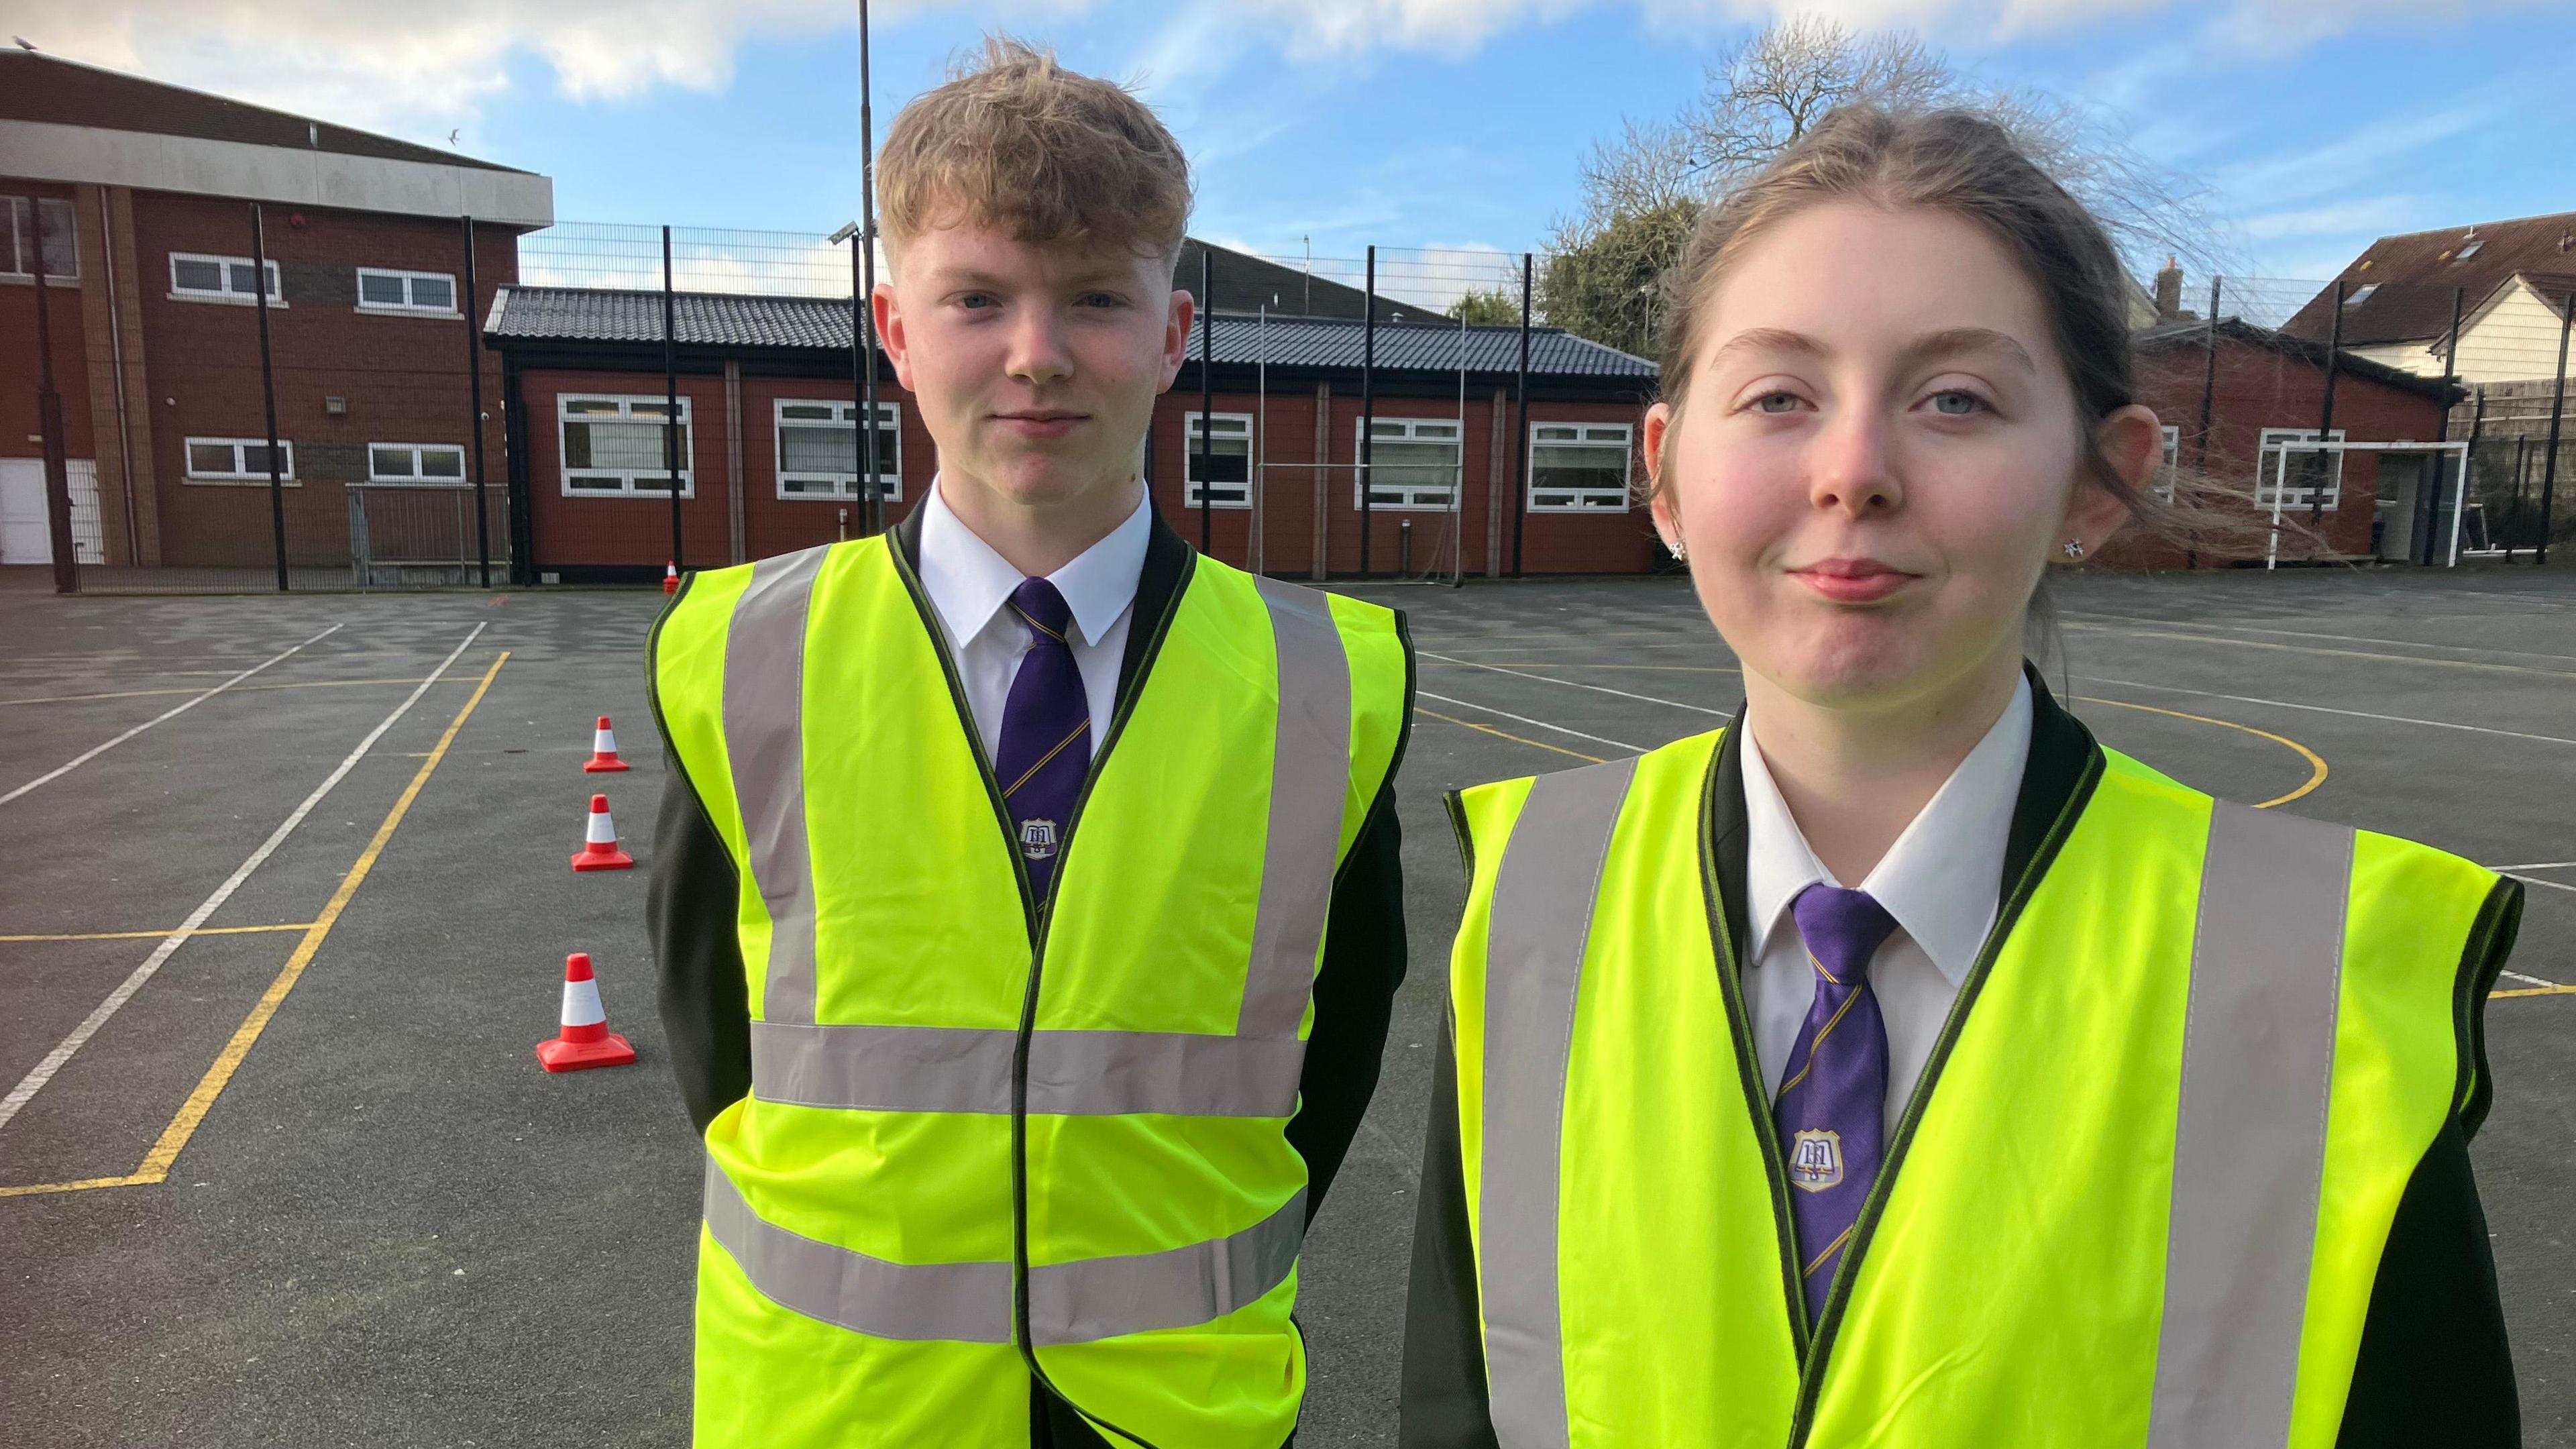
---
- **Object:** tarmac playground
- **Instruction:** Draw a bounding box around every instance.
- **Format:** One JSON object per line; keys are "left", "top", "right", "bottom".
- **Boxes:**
{"left": 3, "top": 564, "right": 2573, "bottom": 1446}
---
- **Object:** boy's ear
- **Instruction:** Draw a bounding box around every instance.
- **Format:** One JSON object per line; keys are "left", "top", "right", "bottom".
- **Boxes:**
{"left": 1159, "top": 285, "right": 1194, "bottom": 391}
{"left": 873, "top": 284, "right": 915, "bottom": 392}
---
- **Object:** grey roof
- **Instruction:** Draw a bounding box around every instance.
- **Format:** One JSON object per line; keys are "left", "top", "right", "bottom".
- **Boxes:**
{"left": 2134, "top": 315, "right": 2458, "bottom": 402}
{"left": 0, "top": 50, "right": 528, "bottom": 174}
{"left": 485, "top": 285, "right": 1656, "bottom": 382}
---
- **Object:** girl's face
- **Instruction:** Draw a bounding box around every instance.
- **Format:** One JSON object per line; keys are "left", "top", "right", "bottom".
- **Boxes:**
{"left": 1645, "top": 200, "right": 2155, "bottom": 716}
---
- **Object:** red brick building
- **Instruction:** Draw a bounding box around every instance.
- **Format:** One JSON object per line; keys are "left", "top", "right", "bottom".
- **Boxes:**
{"left": 480, "top": 286, "right": 1663, "bottom": 582}
{"left": 2115, "top": 317, "right": 2461, "bottom": 568}
{"left": 0, "top": 50, "right": 551, "bottom": 572}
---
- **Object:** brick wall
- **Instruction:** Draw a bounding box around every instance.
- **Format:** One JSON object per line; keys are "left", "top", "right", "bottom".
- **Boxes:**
{"left": 0, "top": 178, "right": 96, "bottom": 464}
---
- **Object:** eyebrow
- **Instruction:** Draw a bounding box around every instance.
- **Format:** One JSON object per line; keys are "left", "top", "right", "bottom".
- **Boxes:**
{"left": 1709, "top": 325, "right": 2038, "bottom": 376}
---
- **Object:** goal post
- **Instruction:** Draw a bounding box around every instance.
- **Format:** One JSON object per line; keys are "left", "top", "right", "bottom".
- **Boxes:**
{"left": 2258, "top": 438, "right": 2474, "bottom": 570}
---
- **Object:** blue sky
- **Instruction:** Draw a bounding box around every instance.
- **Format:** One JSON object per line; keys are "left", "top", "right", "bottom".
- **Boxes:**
{"left": 21, "top": 0, "right": 2576, "bottom": 305}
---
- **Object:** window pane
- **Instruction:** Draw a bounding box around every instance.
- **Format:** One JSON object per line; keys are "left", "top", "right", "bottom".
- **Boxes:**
{"left": 409, "top": 274, "right": 454, "bottom": 310}
{"left": 227, "top": 262, "right": 258, "bottom": 295}
{"left": 780, "top": 420, "right": 857, "bottom": 474}
{"left": 360, "top": 272, "right": 407, "bottom": 306}
{"left": 241, "top": 444, "right": 280, "bottom": 475}
{"left": 564, "top": 399, "right": 622, "bottom": 415}
{"left": 419, "top": 447, "right": 464, "bottom": 478}
{"left": 174, "top": 258, "right": 223, "bottom": 292}
{"left": 564, "top": 422, "right": 592, "bottom": 468}
{"left": 780, "top": 403, "right": 836, "bottom": 421}
{"left": 1190, "top": 437, "right": 1250, "bottom": 484}
{"left": 371, "top": 446, "right": 415, "bottom": 478}
{"left": 587, "top": 419, "right": 682, "bottom": 472}
{"left": 865, "top": 423, "right": 898, "bottom": 475}
{"left": 189, "top": 442, "right": 235, "bottom": 474}
{"left": 568, "top": 474, "right": 623, "bottom": 492}
{"left": 1373, "top": 438, "right": 1456, "bottom": 491}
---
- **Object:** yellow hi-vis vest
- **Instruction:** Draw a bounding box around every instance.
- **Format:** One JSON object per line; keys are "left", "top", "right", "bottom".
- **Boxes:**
{"left": 1446, "top": 726, "right": 2512, "bottom": 1449}
{"left": 650, "top": 537, "right": 1409, "bottom": 1448}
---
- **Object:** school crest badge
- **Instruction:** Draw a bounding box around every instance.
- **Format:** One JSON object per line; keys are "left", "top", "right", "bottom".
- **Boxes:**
{"left": 1788, "top": 1129, "right": 1844, "bottom": 1193}
{"left": 1018, "top": 818, "right": 1059, "bottom": 861}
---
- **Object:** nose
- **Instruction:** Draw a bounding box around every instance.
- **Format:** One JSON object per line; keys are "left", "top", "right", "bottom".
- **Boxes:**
{"left": 1807, "top": 407, "right": 1903, "bottom": 519}
{"left": 1004, "top": 307, "right": 1075, "bottom": 389}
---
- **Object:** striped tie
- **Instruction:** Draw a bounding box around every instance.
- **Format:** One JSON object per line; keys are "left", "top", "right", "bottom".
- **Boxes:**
{"left": 993, "top": 578, "right": 1089, "bottom": 905}
{"left": 1773, "top": 883, "right": 1899, "bottom": 1326}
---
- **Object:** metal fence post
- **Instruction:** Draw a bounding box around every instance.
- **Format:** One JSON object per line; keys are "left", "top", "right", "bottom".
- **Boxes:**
{"left": 250, "top": 202, "right": 289, "bottom": 591}
{"left": 662, "top": 223, "right": 683, "bottom": 572}
{"left": 1360, "top": 244, "right": 1376, "bottom": 576}
{"left": 2311, "top": 278, "right": 2343, "bottom": 532}
{"left": 28, "top": 202, "right": 76, "bottom": 592}
{"left": 1511, "top": 252, "right": 1532, "bottom": 578}
{"left": 1199, "top": 246, "right": 1214, "bottom": 556}
{"left": 2188, "top": 275, "right": 2221, "bottom": 572}
{"left": 859, "top": 0, "right": 882, "bottom": 536}
{"left": 2421, "top": 286, "right": 2463, "bottom": 566}
{"left": 2537, "top": 292, "right": 2572, "bottom": 566}
{"left": 462, "top": 214, "right": 492, "bottom": 586}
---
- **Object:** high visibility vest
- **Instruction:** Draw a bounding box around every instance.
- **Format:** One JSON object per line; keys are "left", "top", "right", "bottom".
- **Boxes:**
{"left": 1446, "top": 727, "right": 2510, "bottom": 1449}
{"left": 651, "top": 537, "right": 1409, "bottom": 1448}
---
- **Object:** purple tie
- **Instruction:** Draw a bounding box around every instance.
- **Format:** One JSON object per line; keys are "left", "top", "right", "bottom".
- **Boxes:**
{"left": 993, "top": 578, "right": 1089, "bottom": 904}
{"left": 1773, "top": 883, "right": 1899, "bottom": 1326}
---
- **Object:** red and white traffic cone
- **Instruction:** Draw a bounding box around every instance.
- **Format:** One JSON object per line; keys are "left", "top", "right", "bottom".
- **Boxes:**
{"left": 536, "top": 953, "right": 636, "bottom": 1072}
{"left": 571, "top": 794, "right": 635, "bottom": 871}
{"left": 583, "top": 716, "right": 629, "bottom": 773}
{"left": 663, "top": 561, "right": 680, "bottom": 594}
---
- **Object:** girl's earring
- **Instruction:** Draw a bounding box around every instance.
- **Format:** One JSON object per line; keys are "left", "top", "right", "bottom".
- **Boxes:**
{"left": 2061, "top": 539, "right": 2086, "bottom": 561}
{"left": 1670, "top": 537, "right": 1688, "bottom": 561}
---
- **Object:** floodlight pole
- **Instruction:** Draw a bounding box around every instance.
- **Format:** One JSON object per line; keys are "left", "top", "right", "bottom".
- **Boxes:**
{"left": 2538, "top": 292, "right": 2572, "bottom": 566}
{"left": 2423, "top": 286, "right": 2463, "bottom": 566}
{"left": 28, "top": 203, "right": 75, "bottom": 592}
{"left": 250, "top": 202, "right": 289, "bottom": 592}
{"left": 2189, "top": 275, "right": 2220, "bottom": 571}
{"left": 2458, "top": 388, "right": 2483, "bottom": 567}
{"left": 859, "top": 0, "right": 883, "bottom": 535}
{"left": 462, "top": 213, "right": 492, "bottom": 587}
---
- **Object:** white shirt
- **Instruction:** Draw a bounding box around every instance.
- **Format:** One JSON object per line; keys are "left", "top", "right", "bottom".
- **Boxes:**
{"left": 1739, "top": 674, "right": 2033, "bottom": 1126}
{"left": 912, "top": 478, "right": 1150, "bottom": 763}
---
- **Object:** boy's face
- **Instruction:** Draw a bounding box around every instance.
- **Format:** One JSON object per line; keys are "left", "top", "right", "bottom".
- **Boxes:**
{"left": 878, "top": 221, "right": 1191, "bottom": 521}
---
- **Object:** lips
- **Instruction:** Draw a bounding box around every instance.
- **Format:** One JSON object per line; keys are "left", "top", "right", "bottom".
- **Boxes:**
{"left": 1788, "top": 557, "right": 1916, "bottom": 603}
{"left": 993, "top": 411, "right": 1087, "bottom": 440}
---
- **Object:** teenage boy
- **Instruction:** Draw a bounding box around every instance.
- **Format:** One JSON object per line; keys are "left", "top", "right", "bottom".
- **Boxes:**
{"left": 647, "top": 37, "right": 1413, "bottom": 1449}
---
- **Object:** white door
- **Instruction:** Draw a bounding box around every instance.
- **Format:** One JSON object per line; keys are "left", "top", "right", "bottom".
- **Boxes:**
{"left": 0, "top": 459, "right": 105, "bottom": 565}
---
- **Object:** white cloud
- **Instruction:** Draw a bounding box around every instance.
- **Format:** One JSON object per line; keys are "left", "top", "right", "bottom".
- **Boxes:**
{"left": 2239, "top": 195, "right": 2430, "bottom": 241}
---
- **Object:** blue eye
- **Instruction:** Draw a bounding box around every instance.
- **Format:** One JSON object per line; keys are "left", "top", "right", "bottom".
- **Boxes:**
{"left": 1754, "top": 391, "right": 1802, "bottom": 414}
{"left": 959, "top": 293, "right": 996, "bottom": 310}
{"left": 1930, "top": 390, "right": 1984, "bottom": 415}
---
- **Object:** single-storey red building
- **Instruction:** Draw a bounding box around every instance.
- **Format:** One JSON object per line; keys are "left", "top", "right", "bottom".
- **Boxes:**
{"left": 481, "top": 285, "right": 1663, "bottom": 582}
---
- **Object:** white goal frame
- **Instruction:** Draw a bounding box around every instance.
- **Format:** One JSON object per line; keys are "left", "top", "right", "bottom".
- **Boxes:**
{"left": 2261, "top": 439, "right": 2474, "bottom": 570}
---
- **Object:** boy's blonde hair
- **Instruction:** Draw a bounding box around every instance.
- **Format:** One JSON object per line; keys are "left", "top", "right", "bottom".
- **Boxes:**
{"left": 878, "top": 36, "right": 1193, "bottom": 268}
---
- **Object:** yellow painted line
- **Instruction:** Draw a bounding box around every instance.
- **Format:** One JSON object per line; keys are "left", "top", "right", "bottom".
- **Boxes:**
{"left": 0, "top": 651, "right": 508, "bottom": 1201}
{"left": 2491, "top": 984, "right": 2576, "bottom": 999}
{"left": 1417, "top": 708, "right": 1606, "bottom": 764}
{"left": 0, "top": 676, "right": 460, "bottom": 707}
{"left": 2074, "top": 696, "right": 2328, "bottom": 809}
{"left": 0, "top": 923, "right": 315, "bottom": 943}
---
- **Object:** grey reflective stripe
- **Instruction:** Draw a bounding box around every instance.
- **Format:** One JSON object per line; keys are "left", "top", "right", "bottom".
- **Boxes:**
{"left": 2148, "top": 800, "right": 2353, "bottom": 1449}
{"left": 1029, "top": 1188, "right": 1307, "bottom": 1345}
{"left": 1238, "top": 576, "right": 1354, "bottom": 1038}
{"left": 754, "top": 1020, "right": 1307, "bottom": 1117}
{"left": 1477, "top": 758, "right": 1638, "bottom": 1449}
{"left": 705, "top": 1159, "right": 1302, "bottom": 1346}
{"left": 703, "top": 1156, "right": 1016, "bottom": 1344}
{"left": 724, "top": 544, "right": 831, "bottom": 1024}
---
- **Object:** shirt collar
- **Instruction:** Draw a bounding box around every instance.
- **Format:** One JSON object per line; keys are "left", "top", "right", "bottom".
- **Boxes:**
{"left": 1741, "top": 674, "right": 2033, "bottom": 986}
{"left": 915, "top": 476, "right": 1149, "bottom": 650}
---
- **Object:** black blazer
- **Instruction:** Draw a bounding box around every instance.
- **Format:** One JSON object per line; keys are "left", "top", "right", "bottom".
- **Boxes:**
{"left": 1400, "top": 673, "right": 2520, "bottom": 1448}
{"left": 647, "top": 503, "right": 1411, "bottom": 1449}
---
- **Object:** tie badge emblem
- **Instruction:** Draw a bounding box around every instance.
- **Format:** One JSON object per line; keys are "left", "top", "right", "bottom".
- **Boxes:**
{"left": 1788, "top": 1129, "right": 1845, "bottom": 1193}
{"left": 1018, "top": 818, "right": 1060, "bottom": 861}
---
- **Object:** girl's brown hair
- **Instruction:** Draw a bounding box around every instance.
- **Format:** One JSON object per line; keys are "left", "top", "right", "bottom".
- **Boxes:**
{"left": 1652, "top": 105, "right": 2246, "bottom": 554}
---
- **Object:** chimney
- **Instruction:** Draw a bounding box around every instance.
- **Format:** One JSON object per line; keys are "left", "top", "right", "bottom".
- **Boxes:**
{"left": 2153, "top": 256, "right": 2183, "bottom": 323}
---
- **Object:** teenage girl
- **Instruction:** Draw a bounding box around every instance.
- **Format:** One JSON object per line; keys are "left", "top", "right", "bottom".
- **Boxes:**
{"left": 1401, "top": 106, "right": 2520, "bottom": 1449}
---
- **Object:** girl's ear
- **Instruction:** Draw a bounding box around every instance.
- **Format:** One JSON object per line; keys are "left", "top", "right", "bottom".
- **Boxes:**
{"left": 2065, "top": 403, "right": 2160, "bottom": 555}
{"left": 1644, "top": 401, "right": 1683, "bottom": 553}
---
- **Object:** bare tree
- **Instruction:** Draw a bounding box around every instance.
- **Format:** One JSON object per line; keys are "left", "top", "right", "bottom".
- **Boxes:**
{"left": 1544, "top": 19, "right": 2222, "bottom": 352}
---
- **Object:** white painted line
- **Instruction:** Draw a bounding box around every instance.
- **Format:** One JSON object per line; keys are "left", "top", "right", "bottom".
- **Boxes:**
{"left": 2080, "top": 676, "right": 2576, "bottom": 749}
{"left": 2065, "top": 613, "right": 2576, "bottom": 667}
{"left": 2063, "top": 621, "right": 2576, "bottom": 682}
{"left": 2490, "top": 861, "right": 2576, "bottom": 873}
{"left": 0, "top": 625, "right": 486, "bottom": 1136}
{"left": 1421, "top": 651, "right": 1733, "bottom": 716}
{"left": 2510, "top": 874, "right": 2576, "bottom": 895}
{"left": 2501, "top": 971, "right": 2561, "bottom": 988}
{"left": 1, "top": 624, "right": 346, "bottom": 806}
{"left": 1417, "top": 691, "right": 1644, "bottom": 753}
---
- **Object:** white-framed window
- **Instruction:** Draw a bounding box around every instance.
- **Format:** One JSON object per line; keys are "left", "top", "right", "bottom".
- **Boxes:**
{"left": 1353, "top": 417, "right": 1461, "bottom": 511}
{"left": 3, "top": 197, "right": 78, "bottom": 282}
{"left": 185, "top": 437, "right": 295, "bottom": 483}
{"left": 2343, "top": 284, "right": 2377, "bottom": 307}
{"left": 1183, "top": 412, "right": 1252, "bottom": 508}
{"left": 368, "top": 442, "right": 467, "bottom": 484}
{"left": 1528, "top": 422, "right": 1633, "bottom": 513}
{"left": 2156, "top": 424, "right": 2180, "bottom": 503}
{"left": 356, "top": 268, "right": 458, "bottom": 315}
{"left": 773, "top": 399, "right": 902, "bottom": 501}
{"left": 2256, "top": 427, "right": 2346, "bottom": 510}
{"left": 170, "top": 252, "right": 282, "bottom": 305}
{"left": 559, "top": 394, "right": 693, "bottom": 497}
